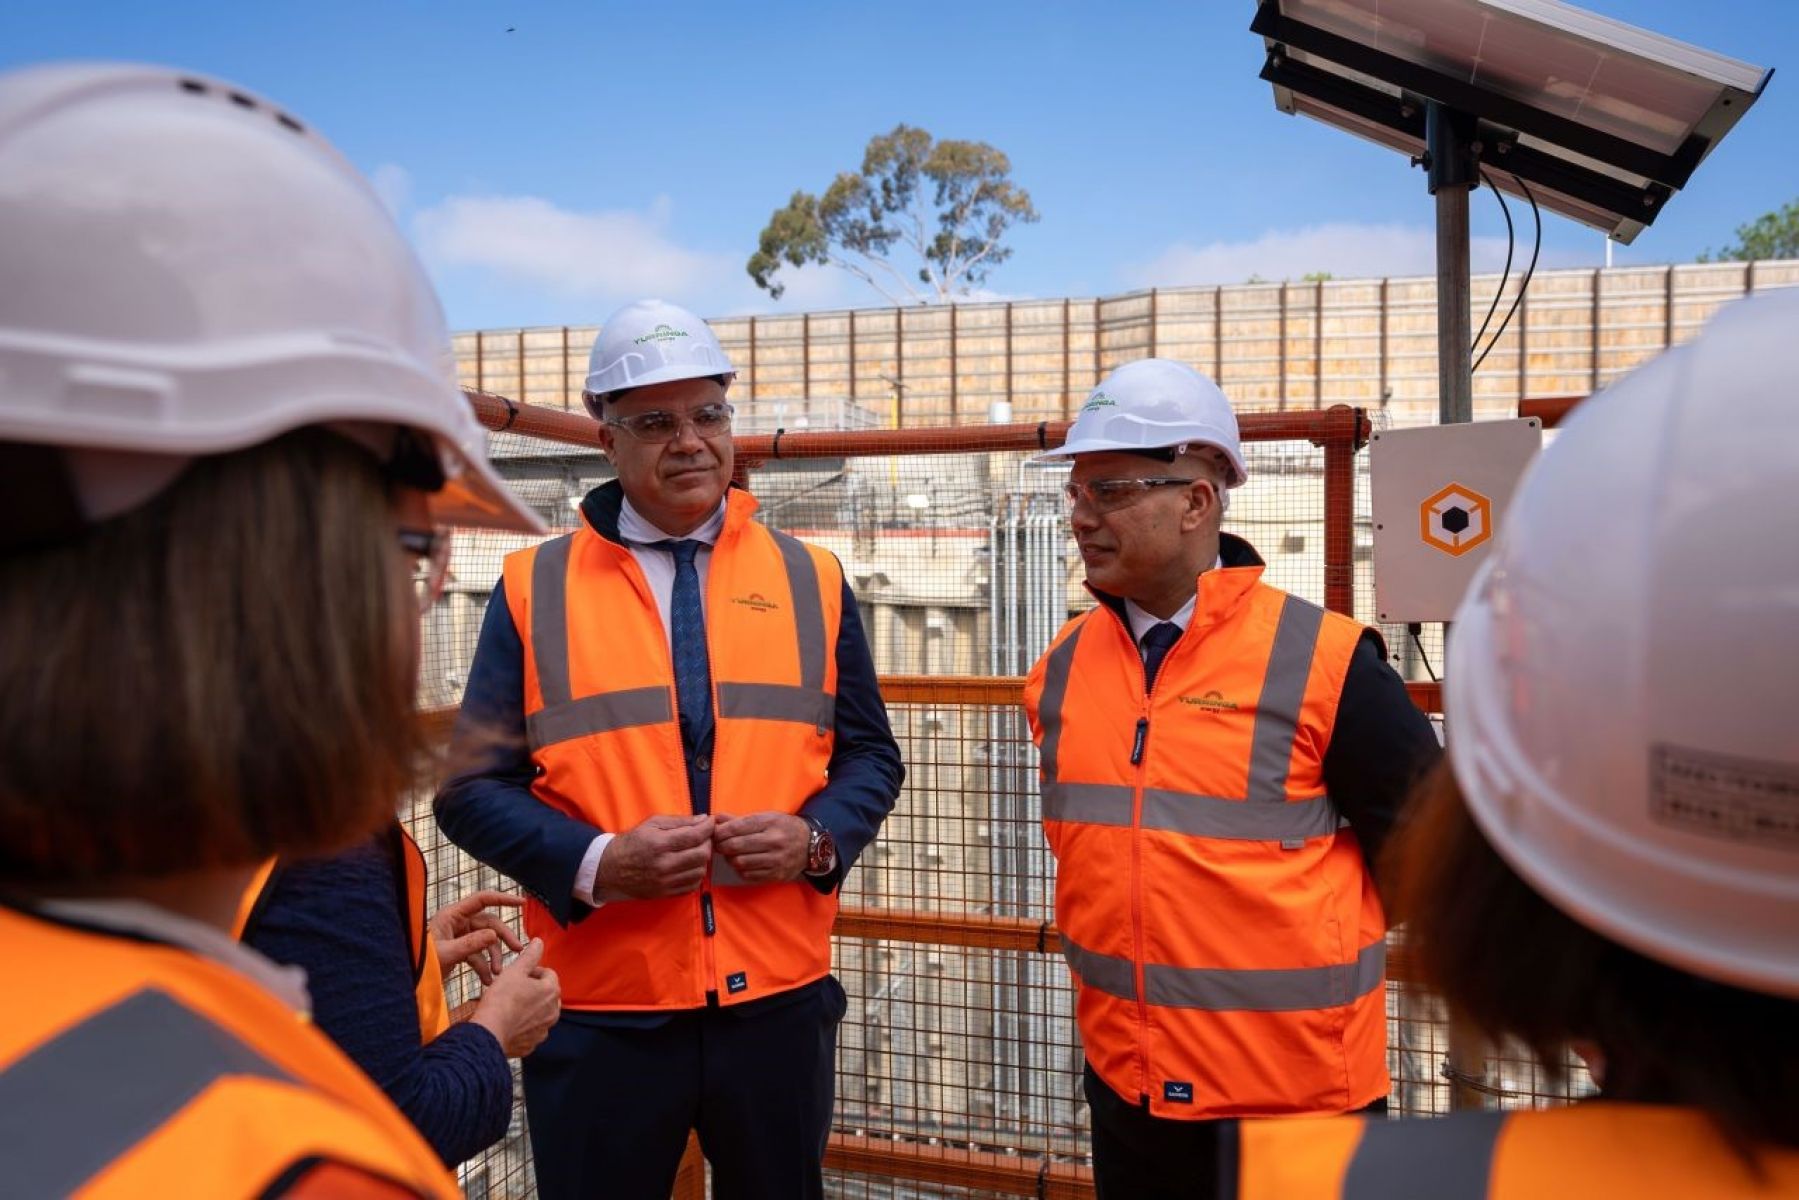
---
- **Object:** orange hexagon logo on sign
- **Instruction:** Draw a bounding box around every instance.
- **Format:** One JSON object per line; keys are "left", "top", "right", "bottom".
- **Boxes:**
{"left": 1420, "top": 483, "right": 1492, "bottom": 557}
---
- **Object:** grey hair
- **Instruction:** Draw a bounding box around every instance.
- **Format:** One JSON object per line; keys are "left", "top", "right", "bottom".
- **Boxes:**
{"left": 1179, "top": 444, "right": 1233, "bottom": 515}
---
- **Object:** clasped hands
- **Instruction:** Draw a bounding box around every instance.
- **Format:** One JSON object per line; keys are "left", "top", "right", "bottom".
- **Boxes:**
{"left": 596, "top": 812, "right": 811, "bottom": 899}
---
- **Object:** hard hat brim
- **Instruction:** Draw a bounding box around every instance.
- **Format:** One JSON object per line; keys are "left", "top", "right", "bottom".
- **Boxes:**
{"left": 433, "top": 442, "right": 546, "bottom": 534}
{"left": 1033, "top": 435, "right": 1248, "bottom": 487}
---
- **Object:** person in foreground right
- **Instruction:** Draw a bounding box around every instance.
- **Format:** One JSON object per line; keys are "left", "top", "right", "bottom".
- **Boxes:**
{"left": 1224, "top": 289, "right": 1799, "bottom": 1199}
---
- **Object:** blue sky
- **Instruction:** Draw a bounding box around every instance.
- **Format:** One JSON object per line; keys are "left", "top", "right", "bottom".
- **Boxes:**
{"left": 5, "top": 2, "right": 1795, "bottom": 330}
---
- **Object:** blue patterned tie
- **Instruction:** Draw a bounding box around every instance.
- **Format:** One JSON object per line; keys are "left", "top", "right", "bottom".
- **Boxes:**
{"left": 1140, "top": 621, "right": 1181, "bottom": 692}
{"left": 664, "top": 540, "right": 715, "bottom": 761}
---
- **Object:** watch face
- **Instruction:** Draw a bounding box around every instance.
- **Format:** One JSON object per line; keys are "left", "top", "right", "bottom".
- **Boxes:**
{"left": 808, "top": 824, "right": 836, "bottom": 872}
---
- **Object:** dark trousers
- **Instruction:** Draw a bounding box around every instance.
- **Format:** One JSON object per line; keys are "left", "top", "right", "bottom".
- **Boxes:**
{"left": 1084, "top": 1061, "right": 1387, "bottom": 1200}
{"left": 523, "top": 977, "right": 845, "bottom": 1200}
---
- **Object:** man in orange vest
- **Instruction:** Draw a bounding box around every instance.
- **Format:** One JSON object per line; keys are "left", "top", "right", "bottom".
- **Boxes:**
{"left": 438, "top": 299, "right": 904, "bottom": 1200}
{"left": 1223, "top": 290, "right": 1799, "bottom": 1200}
{"left": 1023, "top": 359, "right": 1440, "bottom": 1200}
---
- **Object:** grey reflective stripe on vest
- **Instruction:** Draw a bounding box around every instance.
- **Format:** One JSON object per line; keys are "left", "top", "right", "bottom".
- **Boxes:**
{"left": 1040, "top": 781, "right": 1134, "bottom": 825}
{"left": 1247, "top": 595, "right": 1326, "bottom": 805}
{"left": 1145, "top": 939, "right": 1385, "bottom": 1012}
{"left": 717, "top": 682, "right": 837, "bottom": 729}
{"left": 1035, "top": 622, "right": 1086, "bottom": 783}
{"left": 0, "top": 988, "right": 293, "bottom": 1198}
{"left": 529, "top": 534, "right": 575, "bottom": 708}
{"left": 528, "top": 686, "right": 673, "bottom": 748}
{"left": 1063, "top": 939, "right": 1385, "bottom": 1013}
{"left": 1341, "top": 1109, "right": 1505, "bottom": 1200}
{"left": 1060, "top": 935, "right": 1138, "bottom": 1001}
{"left": 1043, "top": 782, "right": 1342, "bottom": 841}
{"left": 771, "top": 531, "right": 827, "bottom": 692}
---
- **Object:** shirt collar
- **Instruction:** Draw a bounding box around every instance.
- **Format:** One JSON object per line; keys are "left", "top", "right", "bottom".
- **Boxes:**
{"left": 1122, "top": 555, "right": 1220, "bottom": 643}
{"left": 34, "top": 896, "right": 312, "bottom": 1013}
{"left": 618, "top": 495, "right": 727, "bottom": 548}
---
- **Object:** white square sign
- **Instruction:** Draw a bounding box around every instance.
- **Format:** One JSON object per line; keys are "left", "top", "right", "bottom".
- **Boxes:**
{"left": 1370, "top": 418, "right": 1543, "bottom": 624}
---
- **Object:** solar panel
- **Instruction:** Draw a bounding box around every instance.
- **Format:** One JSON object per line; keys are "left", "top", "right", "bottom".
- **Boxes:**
{"left": 1254, "top": 0, "right": 1770, "bottom": 241}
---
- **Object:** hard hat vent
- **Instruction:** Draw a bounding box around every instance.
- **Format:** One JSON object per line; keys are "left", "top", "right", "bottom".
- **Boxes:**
{"left": 173, "top": 76, "right": 305, "bottom": 136}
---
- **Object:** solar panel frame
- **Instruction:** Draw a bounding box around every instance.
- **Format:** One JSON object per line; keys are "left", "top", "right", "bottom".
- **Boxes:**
{"left": 1252, "top": 0, "right": 1770, "bottom": 242}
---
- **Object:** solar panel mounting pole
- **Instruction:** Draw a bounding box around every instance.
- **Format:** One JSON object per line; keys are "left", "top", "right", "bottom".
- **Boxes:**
{"left": 1426, "top": 101, "right": 1479, "bottom": 426}
{"left": 1424, "top": 98, "right": 1491, "bottom": 1109}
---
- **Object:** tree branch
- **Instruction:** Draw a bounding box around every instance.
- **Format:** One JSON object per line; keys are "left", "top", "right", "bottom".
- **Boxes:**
{"left": 828, "top": 250, "right": 927, "bottom": 306}
{"left": 944, "top": 238, "right": 1002, "bottom": 291}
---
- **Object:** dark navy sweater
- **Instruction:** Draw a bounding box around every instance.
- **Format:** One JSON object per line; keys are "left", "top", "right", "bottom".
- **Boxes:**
{"left": 244, "top": 837, "right": 514, "bottom": 1167}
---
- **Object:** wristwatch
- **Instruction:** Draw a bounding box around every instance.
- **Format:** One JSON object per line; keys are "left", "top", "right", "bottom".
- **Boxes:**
{"left": 803, "top": 817, "right": 838, "bottom": 878}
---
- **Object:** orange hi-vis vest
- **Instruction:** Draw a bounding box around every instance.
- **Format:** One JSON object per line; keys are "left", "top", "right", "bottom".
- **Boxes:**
{"left": 502, "top": 487, "right": 843, "bottom": 1010}
{"left": 234, "top": 824, "right": 450, "bottom": 1042}
{"left": 0, "top": 902, "right": 459, "bottom": 1199}
{"left": 1024, "top": 559, "right": 1389, "bottom": 1120}
{"left": 1234, "top": 1103, "right": 1799, "bottom": 1199}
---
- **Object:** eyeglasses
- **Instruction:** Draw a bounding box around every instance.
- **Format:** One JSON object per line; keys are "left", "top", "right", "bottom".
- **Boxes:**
{"left": 398, "top": 526, "right": 451, "bottom": 615}
{"left": 1062, "top": 477, "right": 1204, "bottom": 514}
{"left": 604, "top": 402, "right": 735, "bottom": 443}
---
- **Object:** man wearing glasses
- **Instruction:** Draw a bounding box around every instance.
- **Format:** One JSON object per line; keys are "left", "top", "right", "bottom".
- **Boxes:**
{"left": 1022, "top": 359, "right": 1438, "bottom": 1200}
{"left": 438, "top": 299, "right": 903, "bottom": 1199}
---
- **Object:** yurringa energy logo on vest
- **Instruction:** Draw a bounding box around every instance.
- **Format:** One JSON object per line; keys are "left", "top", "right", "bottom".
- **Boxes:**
{"left": 633, "top": 323, "right": 689, "bottom": 346}
{"left": 1178, "top": 689, "right": 1239, "bottom": 713}
{"left": 731, "top": 591, "right": 780, "bottom": 612}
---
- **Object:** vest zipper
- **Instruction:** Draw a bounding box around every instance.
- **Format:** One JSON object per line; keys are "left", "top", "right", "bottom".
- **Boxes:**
{"left": 699, "top": 564, "right": 722, "bottom": 1000}
{"left": 1100, "top": 603, "right": 1186, "bottom": 1104}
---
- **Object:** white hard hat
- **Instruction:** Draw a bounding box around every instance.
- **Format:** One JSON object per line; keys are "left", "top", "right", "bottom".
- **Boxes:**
{"left": 1037, "top": 358, "right": 1247, "bottom": 486}
{"left": 1448, "top": 288, "right": 1799, "bottom": 1000}
{"left": 0, "top": 62, "right": 543, "bottom": 536}
{"left": 582, "top": 299, "right": 735, "bottom": 418}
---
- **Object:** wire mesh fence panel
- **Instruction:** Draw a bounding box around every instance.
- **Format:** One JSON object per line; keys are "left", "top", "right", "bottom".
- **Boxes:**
{"left": 824, "top": 1177, "right": 1026, "bottom": 1200}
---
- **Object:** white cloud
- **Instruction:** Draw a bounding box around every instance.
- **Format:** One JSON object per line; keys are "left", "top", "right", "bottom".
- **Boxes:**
{"left": 1124, "top": 222, "right": 1513, "bottom": 288}
{"left": 413, "top": 193, "right": 738, "bottom": 305}
{"left": 370, "top": 163, "right": 411, "bottom": 219}
{"left": 410, "top": 189, "right": 1030, "bottom": 322}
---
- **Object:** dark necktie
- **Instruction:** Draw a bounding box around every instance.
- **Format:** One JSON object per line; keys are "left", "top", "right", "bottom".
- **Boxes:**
{"left": 1140, "top": 621, "right": 1182, "bottom": 692}
{"left": 663, "top": 539, "right": 714, "bottom": 756}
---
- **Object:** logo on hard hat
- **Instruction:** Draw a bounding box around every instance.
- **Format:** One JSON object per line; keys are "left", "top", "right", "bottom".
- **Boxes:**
{"left": 1420, "top": 483, "right": 1492, "bottom": 557}
{"left": 633, "top": 324, "right": 690, "bottom": 346}
{"left": 1081, "top": 391, "right": 1117, "bottom": 412}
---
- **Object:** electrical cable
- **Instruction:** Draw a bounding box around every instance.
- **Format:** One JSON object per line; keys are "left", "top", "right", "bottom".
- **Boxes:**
{"left": 1407, "top": 622, "right": 1439, "bottom": 683}
{"left": 1471, "top": 168, "right": 1515, "bottom": 364}
{"left": 1472, "top": 172, "right": 1542, "bottom": 375}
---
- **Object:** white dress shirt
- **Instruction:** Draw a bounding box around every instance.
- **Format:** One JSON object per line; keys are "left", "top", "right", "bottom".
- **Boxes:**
{"left": 573, "top": 496, "right": 729, "bottom": 905}
{"left": 1121, "top": 556, "right": 1221, "bottom": 647}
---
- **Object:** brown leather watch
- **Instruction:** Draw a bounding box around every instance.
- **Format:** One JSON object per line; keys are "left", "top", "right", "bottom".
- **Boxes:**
{"left": 803, "top": 817, "right": 837, "bottom": 877}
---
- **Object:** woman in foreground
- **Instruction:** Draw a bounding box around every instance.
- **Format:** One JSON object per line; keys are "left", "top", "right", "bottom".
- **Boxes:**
{"left": 0, "top": 61, "right": 548, "bottom": 1198}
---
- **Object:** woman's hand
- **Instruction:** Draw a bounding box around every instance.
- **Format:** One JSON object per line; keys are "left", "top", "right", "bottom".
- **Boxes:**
{"left": 429, "top": 889, "right": 524, "bottom": 983}
{"left": 471, "top": 938, "right": 561, "bottom": 1058}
